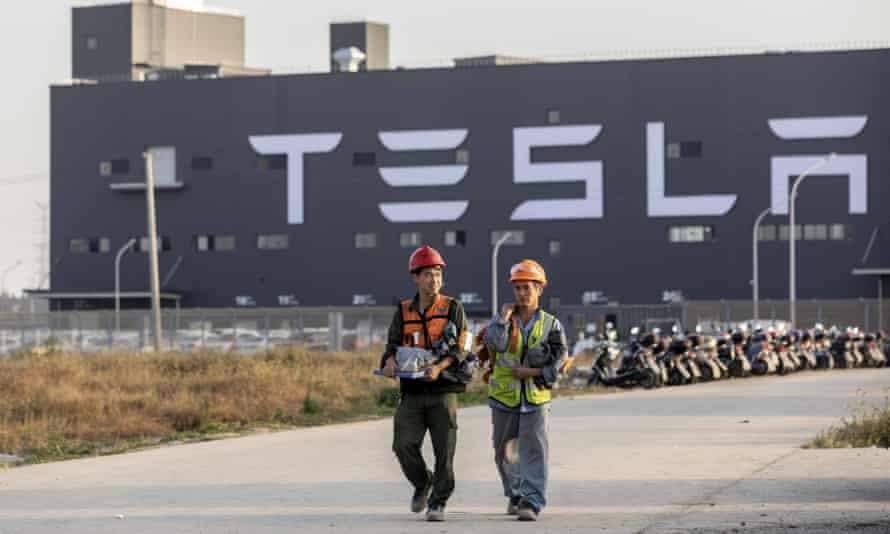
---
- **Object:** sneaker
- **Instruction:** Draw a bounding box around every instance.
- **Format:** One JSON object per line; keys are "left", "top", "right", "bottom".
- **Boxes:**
{"left": 506, "top": 496, "right": 521, "bottom": 515}
{"left": 517, "top": 501, "right": 539, "bottom": 521}
{"left": 426, "top": 504, "right": 445, "bottom": 522}
{"left": 410, "top": 473, "right": 433, "bottom": 513}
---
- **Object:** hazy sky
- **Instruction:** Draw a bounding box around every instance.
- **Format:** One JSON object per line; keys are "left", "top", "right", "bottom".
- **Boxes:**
{"left": 0, "top": 0, "right": 887, "bottom": 294}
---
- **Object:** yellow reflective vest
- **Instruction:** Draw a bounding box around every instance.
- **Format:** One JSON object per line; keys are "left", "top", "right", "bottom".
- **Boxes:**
{"left": 488, "top": 311, "right": 556, "bottom": 408}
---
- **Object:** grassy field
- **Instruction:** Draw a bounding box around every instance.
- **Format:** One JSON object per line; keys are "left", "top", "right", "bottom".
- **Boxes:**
{"left": 0, "top": 346, "right": 497, "bottom": 464}
{"left": 805, "top": 393, "right": 890, "bottom": 449}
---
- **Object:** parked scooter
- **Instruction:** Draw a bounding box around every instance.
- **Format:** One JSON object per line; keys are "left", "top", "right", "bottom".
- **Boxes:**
{"left": 748, "top": 333, "right": 777, "bottom": 375}
{"left": 861, "top": 333, "right": 887, "bottom": 368}
{"left": 831, "top": 333, "right": 857, "bottom": 369}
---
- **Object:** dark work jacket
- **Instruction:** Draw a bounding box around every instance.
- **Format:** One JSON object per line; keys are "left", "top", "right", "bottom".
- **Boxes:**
{"left": 379, "top": 293, "right": 469, "bottom": 394}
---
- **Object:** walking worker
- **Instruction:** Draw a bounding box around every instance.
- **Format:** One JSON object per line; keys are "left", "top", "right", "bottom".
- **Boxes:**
{"left": 380, "top": 245, "right": 470, "bottom": 522}
{"left": 483, "top": 259, "right": 569, "bottom": 521}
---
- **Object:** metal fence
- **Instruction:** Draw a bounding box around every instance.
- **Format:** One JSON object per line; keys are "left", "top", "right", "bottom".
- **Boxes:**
{"left": 0, "top": 307, "right": 395, "bottom": 355}
{"left": 0, "top": 299, "right": 884, "bottom": 356}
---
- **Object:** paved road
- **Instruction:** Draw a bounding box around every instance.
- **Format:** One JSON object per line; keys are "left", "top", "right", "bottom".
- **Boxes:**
{"left": 2, "top": 369, "right": 889, "bottom": 533}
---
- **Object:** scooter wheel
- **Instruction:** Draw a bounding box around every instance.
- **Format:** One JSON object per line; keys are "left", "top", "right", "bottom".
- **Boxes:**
{"left": 640, "top": 369, "right": 658, "bottom": 389}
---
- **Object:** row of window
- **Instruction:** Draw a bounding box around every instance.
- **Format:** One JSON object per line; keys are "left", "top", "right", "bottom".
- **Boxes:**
{"left": 69, "top": 234, "right": 288, "bottom": 254}
{"left": 758, "top": 224, "right": 849, "bottom": 242}
{"left": 669, "top": 224, "right": 851, "bottom": 244}
{"left": 71, "top": 224, "right": 851, "bottom": 255}
{"left": 100, "top": 156, "right": 214, "bottom": 176}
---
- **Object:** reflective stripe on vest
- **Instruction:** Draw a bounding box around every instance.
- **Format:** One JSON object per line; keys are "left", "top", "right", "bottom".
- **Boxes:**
{"left": 489, "top": 311, "right": 555, "bottom": 408}
{"left": 400, "top": 295, "right": 452, "bottom": 349}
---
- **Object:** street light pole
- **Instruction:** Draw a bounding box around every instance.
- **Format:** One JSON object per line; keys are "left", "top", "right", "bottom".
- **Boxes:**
{"left": 144, "top": 151, "right": 163, "bottom": 352}
{"left": 491, "top": 232, "right": 513, "bottom": 317}
{"left": 115, "top": 238, "right": 137, "bottom": 339}
{"left": 789, "top": 153, "right": 836, "bottom": 329}
{"left": 1, "top": 260, "right": 23, "bottom": 295}
{"left": 752, "top": 207, "right": 770, "bottom": 322}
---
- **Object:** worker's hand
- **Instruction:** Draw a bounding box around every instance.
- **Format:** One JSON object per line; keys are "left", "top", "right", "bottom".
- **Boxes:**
{"left": 382, "top": 357, "right": 397, "bottom": 378}
{"left": 511, "top": 366, "right": 541, "bottom": 379}
{"left": 425, "top": 364, "right": 442, "bottom": 382}
{"left": 499, "top": 303, "right": 514, "bottom": 323}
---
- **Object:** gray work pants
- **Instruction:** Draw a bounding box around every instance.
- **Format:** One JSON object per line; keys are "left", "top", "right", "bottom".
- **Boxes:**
{"left": 491, "top": 405, "right": 550, "bottom": 511}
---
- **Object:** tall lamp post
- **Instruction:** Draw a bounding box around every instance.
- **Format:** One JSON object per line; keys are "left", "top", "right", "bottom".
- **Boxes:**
{"left": 491, "top": 232, "right": 513, "bottom": 317}
{"left": 115, "top": 238, "right": 138, "bottom": 339}
{"left": 144, "top": 151, "right": 163, "bottom": 352}
{"left": 789, "top": 153, "right": 836, "bottom": 329}
{"left": 752, "top": 208, "right": 770, "bottom": 322}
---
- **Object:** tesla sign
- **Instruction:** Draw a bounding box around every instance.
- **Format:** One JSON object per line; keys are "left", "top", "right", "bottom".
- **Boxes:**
{"left": 248, "top": 115, "right": 868, "bottom": 225}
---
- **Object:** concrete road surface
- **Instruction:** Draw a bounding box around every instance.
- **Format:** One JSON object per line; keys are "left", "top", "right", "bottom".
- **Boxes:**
{"left": 2, "top": 369, "right": 889, "bottom": 533}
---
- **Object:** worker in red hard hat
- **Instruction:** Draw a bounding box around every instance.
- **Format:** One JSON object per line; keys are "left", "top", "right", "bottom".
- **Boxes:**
{"left": 380, "top": 245, "right": 470, "bottom": 522}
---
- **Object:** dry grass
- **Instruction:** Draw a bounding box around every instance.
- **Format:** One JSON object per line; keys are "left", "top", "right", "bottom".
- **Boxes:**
{"left": 0, "top": 347, "right": 414, "bottom": 461}
{"left": 805, "top": 392, "right": 890, "bottom": 449}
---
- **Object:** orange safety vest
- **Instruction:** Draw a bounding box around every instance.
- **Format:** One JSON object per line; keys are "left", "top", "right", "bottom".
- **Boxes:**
{"left": 400, "top": 295, "right": 453, "bottom": 349}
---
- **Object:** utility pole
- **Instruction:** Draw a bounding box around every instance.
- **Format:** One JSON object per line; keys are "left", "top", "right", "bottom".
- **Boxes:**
{"left": 144, "top": 151, "right": 163, "bottom": 352}
{"left": 34, "top": 202, "right": 48, "bottom": 289}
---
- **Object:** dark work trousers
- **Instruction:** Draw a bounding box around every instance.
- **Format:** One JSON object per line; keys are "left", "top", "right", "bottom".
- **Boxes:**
{"left": 392, "top": 392, "right": 458, "bottom": 507}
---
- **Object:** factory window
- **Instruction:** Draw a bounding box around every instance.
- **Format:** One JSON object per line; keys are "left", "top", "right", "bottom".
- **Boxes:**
{"left": 803, "top": 224, "right": 828, "bottom": 241}
{"left": 491, "top": 230, "right": 525, "bottom": 246}
{"left": 829, "top": 224, "right": 848, "bottom": 240}
{"left": 69, "top": 238, "right": 90, "bottom": 254}
{"left": 353, "top": 152, "right": 376, "bottom": 166}
{"left": 191, "top": 157, "right": 213, "bottom": 171}
{"left": 257, "top": 155, "right": 286, "bottom": 171}
{"left": 136, "top": 236, "right": 172, "bottom": 252}
{"left": 455, "top": 149, "right": 470, "bottom": 165}
{"left": 758, "top": 225, "right": 776, "bottom": 241}
{"left": 195, "top": 235, "right": 235, "bottom": 252}
{"left": 214, "top": 236, "right": 235, "bottom": 251}
{"left": 400, "top": 232, "right": 422, "bottom": 248}
{"left": 667, "top": 141, "right": 703, "bottom": 159}
{"left": 111, "top": 159, "right": 130, "bottom": 174}
{"left": 778, "top": 225, "right": 802, "bottom": 241}
{"left": 257, "top": 234, "right": 289, "bottom": 250}
{"left": 547, "top": 109, "right": 560, "bottom": 124}
{"left": 444, "top": 230, "right": 467, "bottom": 247}
{"left": 69, "top": 237, "right": 110, "bottom": 254}
{"left": 354, "top": 233, "right": 377, "bottom": 249}
{"left": 549, "top": 240, "right": 561, "bottom": 257}
{"left": 85, "top": 35, "right": 98, "bottom": 50}
{"left": 668, "top": 225, "right": 714, "bottom": 243}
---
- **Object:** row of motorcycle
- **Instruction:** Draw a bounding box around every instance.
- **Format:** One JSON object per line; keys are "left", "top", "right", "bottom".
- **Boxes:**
{"left": 586, "top": 327, "right": 889, "bottom": 389}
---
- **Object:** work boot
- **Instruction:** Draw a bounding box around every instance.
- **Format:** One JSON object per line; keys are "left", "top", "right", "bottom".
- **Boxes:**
{"left": 517, "top": 500, "right": 539, "bottom": 521}
{"left": 425, "top": 504, "right": 445, "bottom": 522}
{"left": 506, "top": 496, "right": 521, "bottom": 515}
{"left": 410, "top": 471, "right": 433, "bottom": 513}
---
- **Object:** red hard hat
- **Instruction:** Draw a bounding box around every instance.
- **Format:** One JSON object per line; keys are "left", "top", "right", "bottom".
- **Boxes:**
{"left": 408, "top": 245, "right": 446, "bottom": 273}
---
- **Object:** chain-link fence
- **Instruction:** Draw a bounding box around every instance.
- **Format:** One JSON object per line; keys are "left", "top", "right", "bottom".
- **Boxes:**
{"left": 0, "top": 299, "right": 884, "bottom": 356}
{"left": 0, "top": 307, "right": 395, "bottom": 355}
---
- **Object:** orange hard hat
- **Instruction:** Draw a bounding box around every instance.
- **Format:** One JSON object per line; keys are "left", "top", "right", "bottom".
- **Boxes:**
{"left": 408, "top": 245, "right": 446, "bottom": 273}
{"left": 509, "top": 259, "right": 547, "bottom": 288}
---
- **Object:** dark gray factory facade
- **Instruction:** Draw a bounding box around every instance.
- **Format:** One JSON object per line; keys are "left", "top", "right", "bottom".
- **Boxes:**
{"left": 48, "top": 48, "right": 890, "bottom": 312}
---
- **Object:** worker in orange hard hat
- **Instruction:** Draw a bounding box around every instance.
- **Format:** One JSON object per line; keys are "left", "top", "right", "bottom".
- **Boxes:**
{"left": 380, "top": 245, "right": 470, "bottom": 522}
{"left": 482, "top": 259, "right": 569, "bottom": 521}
